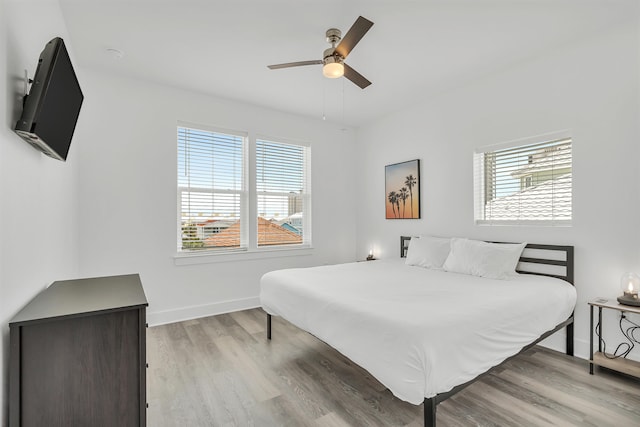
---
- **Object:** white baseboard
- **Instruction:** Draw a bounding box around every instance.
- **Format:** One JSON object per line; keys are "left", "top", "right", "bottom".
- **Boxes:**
{"left": 538, "top": 331, "right": 590, "bottom": 361}
{"left": 147, "top": 296, "right": 261, "bottom": 326}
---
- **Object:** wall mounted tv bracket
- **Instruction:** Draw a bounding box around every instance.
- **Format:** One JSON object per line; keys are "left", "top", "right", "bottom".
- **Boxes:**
{"left": 22, "top": 69, "right": 33, "bottom": 104}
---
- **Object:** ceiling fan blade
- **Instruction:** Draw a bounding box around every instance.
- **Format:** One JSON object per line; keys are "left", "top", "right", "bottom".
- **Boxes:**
{"left": 343, "top": 63, "right": 371, "bottom": 89}
{"left": 335, "top": 16, "right": 374, "bottom": 59}
{"left": 267, "top": 60, "right": 323, "bottom": 70}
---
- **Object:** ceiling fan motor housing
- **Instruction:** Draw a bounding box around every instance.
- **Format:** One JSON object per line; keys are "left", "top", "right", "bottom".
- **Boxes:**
{"left": 324, "top": 28, "right": 344, "bottom": 65}
{"left": 323, "top": 47, "right": 343, "bottom": 65}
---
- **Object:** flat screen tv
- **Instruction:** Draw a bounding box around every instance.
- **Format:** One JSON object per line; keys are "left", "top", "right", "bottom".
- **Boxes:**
{"left": 14, "top": 37, "right": 83, "bottom": 161}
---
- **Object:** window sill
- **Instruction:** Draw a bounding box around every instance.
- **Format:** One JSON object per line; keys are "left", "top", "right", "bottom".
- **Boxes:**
{"left": 174, "top": 246, "right": 314, "bottom": 265}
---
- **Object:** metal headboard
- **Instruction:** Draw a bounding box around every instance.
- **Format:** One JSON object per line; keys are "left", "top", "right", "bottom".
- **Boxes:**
{"left": 400, "top": 236, "right": 574, "bottom": 285}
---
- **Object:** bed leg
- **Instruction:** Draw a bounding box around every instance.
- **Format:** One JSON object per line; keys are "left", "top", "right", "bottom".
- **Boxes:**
{"left": 566, "top": 321, "right": 574, "bottom": 356}
{"left": 424, "top": 398, "right": 436, "bottom": 427}
{"left": 267, "top": 314, "right": 272, "bottom": 340}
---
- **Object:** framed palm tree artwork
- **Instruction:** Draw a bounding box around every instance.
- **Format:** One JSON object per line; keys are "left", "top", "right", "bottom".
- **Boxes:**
{"left": 385, "top": 159, "right": 420, "bottom": 219}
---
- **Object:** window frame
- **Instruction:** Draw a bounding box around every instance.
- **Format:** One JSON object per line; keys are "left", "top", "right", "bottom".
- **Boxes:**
{"left": 175, "top": 121, "right": 313, "bottom": 262}
{"left": 473, "top": 131, "right": 572, "bottom": 227}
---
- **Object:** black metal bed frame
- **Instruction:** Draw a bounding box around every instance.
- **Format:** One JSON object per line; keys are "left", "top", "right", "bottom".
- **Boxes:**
{"left": 267, "top": 236, "right": 575, "bottom": 427}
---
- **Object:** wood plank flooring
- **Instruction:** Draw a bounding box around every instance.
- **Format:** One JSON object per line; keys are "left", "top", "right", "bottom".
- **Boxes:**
{"left": 147, "top": 308, "right": 640, "bottom": 426}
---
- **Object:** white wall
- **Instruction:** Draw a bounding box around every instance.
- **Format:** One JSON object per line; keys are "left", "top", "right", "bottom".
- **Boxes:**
{"left": 0, "top": 0, "right": 81, "bottom": 423}
{"left": 355, "top": 17, "right": 640, "bottom": 359}
{"left": 74, "top": 70, "right": 358, "bottom": 325}
{"left": 0, "top": 5, "right": 635, "bottom": 424}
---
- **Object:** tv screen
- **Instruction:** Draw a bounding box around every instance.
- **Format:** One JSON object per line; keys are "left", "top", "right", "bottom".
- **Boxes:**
{"left": 14, "top": 37, "right": 83, "bottom": 161}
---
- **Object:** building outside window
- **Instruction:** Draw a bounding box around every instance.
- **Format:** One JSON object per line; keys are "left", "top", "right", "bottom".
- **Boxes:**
{"left": 474, "top": 133, "right": 572, "bottom": 225}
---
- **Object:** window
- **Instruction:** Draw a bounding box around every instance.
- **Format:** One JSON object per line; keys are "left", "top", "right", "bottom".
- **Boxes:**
{"left": 256, "top": 139, "right": 311, "bottom": 247}
{"left": 178, "top": 125, "right": 247, "bottom": 251}
{"left": 524, "top": 176, "right": 532, "bottom": 188}
{"left": 177, "top": 123, "right": 311, "bottom": 253}
{"left": 473, "top": 134, "right": 572, "bottom": 225}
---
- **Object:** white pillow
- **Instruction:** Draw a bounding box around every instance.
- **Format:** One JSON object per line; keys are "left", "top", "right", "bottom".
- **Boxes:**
{"left": 404, "top": 236, "right": 451, "bottom": 269}
{"left": 442, "top": 238, "right": 526, "bottom": 279}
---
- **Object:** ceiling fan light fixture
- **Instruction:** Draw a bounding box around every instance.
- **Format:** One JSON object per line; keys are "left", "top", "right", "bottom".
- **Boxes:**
{"left": 323, "top": 61, "right": 344, "bottom": 78}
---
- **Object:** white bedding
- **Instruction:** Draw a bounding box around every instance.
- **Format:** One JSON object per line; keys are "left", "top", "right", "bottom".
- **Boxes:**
{"left": 260, "top": 259, "right": 577, "bottom": 404}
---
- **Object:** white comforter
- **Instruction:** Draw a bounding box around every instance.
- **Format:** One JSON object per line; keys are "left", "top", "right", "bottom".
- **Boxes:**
{"left": 260, "top": 259, "right": 577, "bottom": 404}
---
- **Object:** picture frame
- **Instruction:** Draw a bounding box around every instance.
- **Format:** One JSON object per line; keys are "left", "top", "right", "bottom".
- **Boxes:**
{"left": 385, "top": 159, "right": 420, "bottom": 219}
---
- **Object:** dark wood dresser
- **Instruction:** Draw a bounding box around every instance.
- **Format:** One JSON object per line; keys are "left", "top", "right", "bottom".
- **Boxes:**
{"left": 9, "top": 274, "right": 148, "bottom": 427}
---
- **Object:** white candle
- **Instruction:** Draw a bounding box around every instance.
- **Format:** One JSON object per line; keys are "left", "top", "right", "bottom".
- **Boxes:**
{"left": 624, "top": 281, "right": 638, "bottom": 298}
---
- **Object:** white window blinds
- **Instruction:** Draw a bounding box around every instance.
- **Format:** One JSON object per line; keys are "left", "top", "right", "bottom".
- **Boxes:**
{"left": 178, "top": 126, "right": 247, "bottom": 251}
{"left": 177, "top": 124, "right": 312, "bottom": 254}
{"left": 256, "top": 139, "right": 311, "bottom": 247}
{"left": 474, "top": 136, "right": 572, "bottom": 225}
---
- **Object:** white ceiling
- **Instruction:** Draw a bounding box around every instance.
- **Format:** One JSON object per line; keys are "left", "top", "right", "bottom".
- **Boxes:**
{"left": 58, "top": 0, "right": 636, "bottom": 127}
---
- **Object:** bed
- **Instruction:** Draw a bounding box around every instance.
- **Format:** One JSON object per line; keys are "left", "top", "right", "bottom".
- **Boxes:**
{"left": 260, "top": 236, "right": 576, "bottom": 426}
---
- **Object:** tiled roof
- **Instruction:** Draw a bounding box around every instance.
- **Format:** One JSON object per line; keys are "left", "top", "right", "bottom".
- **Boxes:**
{"left": 485, "top": 173, "right": 571, "bottom": 221}
{"left": 204, "top": 217, "right": 302, "bottom": 247}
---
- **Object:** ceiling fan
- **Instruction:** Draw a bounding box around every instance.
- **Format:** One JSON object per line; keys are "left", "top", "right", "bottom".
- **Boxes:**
{"left": 267, "top": 16, "right": 374, "bottom": 89}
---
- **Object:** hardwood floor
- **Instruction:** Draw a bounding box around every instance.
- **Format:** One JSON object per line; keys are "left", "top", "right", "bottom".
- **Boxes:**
{"left": 147, "top": 308, "right": 640, "bottom": 426}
